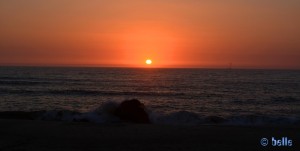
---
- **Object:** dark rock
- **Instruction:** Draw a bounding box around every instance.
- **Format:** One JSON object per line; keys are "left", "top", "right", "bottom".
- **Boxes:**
{"left": 206, "top": 116, "right": 225, "bottom": 124}
{"left": 114, "top": 99, "right": 150, "bottom": 123}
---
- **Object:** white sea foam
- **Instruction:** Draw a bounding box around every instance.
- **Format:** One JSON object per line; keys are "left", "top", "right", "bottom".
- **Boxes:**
{"left": 39, "top": 101, "right": 121, "bottom": 123}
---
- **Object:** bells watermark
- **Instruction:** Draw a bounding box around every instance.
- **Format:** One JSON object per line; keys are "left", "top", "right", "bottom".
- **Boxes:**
{"left": 261, "top": 137, "right": 293, "bottom": 147}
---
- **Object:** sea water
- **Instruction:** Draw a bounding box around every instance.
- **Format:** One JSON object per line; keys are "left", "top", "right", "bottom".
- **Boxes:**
{"left": 0, "top": 67, "right": 299, "bottom": 125}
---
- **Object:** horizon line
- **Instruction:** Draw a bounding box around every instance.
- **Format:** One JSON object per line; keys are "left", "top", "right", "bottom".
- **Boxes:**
{"left": 0, "top": 64, "right": 299, "bottom": 70}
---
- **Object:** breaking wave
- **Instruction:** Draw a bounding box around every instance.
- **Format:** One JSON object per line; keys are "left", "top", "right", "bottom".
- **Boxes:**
{"left": 0, "top": 101, "right": 299, "bottom": 126}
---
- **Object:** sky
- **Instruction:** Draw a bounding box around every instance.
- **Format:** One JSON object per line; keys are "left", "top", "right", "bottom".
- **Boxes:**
{"left": 0, "top": 0, "right": 300, "bottom": 68}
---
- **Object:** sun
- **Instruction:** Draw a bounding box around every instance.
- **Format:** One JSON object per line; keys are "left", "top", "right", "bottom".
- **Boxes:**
{"left": 145, "top": 59, "right": 152, "bottom": 65}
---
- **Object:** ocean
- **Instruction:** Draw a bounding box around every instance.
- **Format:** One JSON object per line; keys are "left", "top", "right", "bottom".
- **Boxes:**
{"left": 0, "top": 66, "right": 299, "bottom": 125}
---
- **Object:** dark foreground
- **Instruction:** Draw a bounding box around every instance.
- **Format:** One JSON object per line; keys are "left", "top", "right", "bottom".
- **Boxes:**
{"left": 0, "top": 119, "right": 298, "bottom": 151}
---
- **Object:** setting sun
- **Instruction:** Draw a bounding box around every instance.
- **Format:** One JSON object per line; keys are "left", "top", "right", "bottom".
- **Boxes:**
{"left": 146, "top": 59, "right": 152, "bottom": 65}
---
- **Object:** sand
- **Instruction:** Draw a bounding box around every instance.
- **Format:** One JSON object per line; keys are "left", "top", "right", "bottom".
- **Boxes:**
{"left": 0, "top": 119, "right": 298, "bottom": 151}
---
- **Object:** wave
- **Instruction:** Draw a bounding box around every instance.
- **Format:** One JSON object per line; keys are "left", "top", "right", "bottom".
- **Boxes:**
{"left": 0, "top": 88, "right": 185, "bottom": 97}
{"left": 0, "top": 101, "right": 299, "bottom": 126}
{"left": 0, "top": 102, "right": 120, "bottom": 123}
{"left": 271, "top": 97, "right": 299, "bottom": 103}
{"left": 149, "top": 111, "right": 300, "bottom": 125}
{"left": 0, "top": 80, "right": 49, "bottom": 86}
{"left": 49, "top": 90, "right": 185, "bottom": 97}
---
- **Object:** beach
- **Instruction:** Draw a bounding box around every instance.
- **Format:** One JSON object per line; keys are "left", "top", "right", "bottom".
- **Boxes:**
{"left": 0, "top": 119, "right": 298, "bottom": 151}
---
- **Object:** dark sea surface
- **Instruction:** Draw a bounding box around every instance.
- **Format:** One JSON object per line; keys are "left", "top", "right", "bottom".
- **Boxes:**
{"left": 0, "top": 66, "right": 299, "bottom": 125}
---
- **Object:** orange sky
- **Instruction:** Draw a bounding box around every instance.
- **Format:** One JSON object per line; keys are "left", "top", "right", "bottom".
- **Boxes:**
{"left": 0, "top": 0, "right": 300, "bottom": 68}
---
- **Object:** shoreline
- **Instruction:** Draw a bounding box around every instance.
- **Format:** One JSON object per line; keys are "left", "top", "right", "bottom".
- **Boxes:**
{"left": 0, "top": 119, "right": 298, "bottom": 151}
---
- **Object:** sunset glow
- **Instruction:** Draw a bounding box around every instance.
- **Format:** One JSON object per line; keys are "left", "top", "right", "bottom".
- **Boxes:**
{"left": 0, "top": 1, "right": 300, "bottom": 69}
